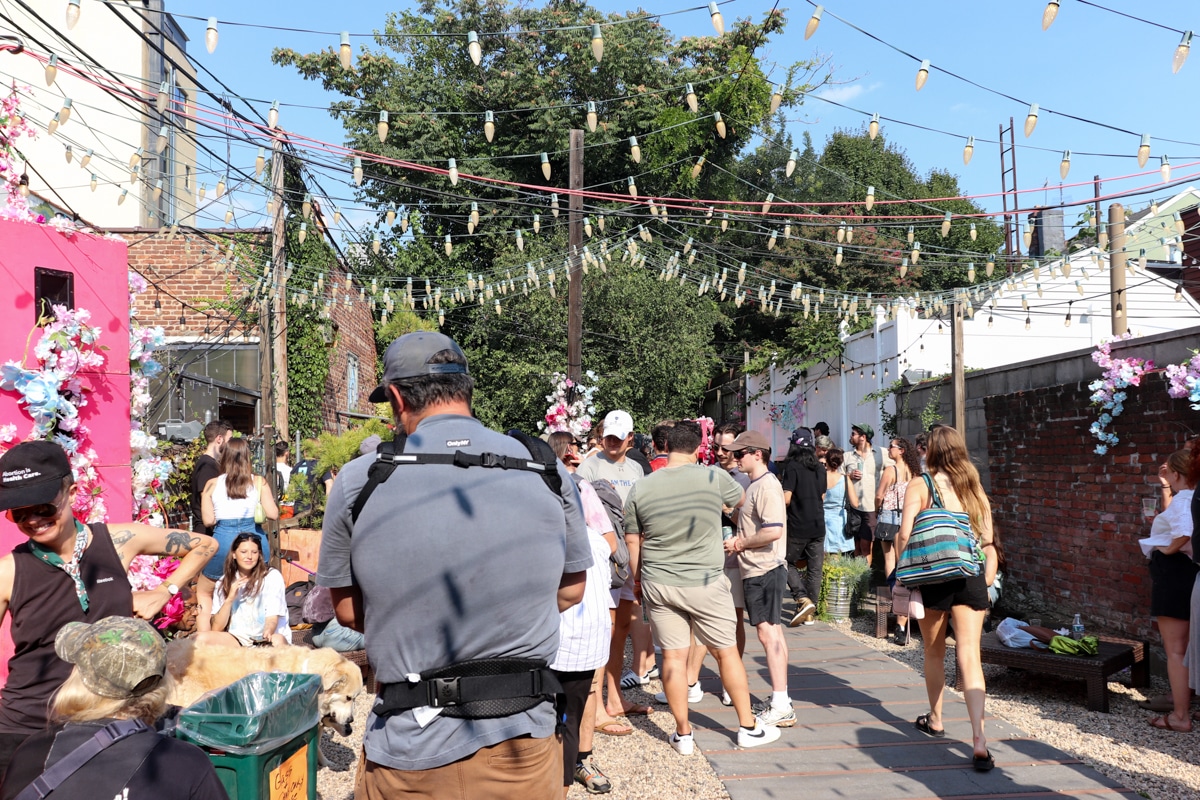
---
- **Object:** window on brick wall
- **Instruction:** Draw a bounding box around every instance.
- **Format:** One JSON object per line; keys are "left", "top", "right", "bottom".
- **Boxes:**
{"left": 346, "top": 354, "right": 359, "bottom": 410}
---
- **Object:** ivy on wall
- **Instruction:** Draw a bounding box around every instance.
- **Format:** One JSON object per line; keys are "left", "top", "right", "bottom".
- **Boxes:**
{"left": 286, "top": 299, "right": 330, "bottom": 440}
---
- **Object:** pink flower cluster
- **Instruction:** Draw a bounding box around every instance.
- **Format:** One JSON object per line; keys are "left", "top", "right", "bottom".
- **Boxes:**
{"left": 1088, "top": 334, "right": 1154, "bottom": 454}
{"left": 1164, "top": 351, "right": 1200, "bottom": 411}
{"left": 127, "top": 555, "right": 186, "bottom": 630}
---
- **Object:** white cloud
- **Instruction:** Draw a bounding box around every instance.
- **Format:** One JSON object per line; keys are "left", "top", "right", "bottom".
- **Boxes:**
{"left": 816, "top": 84, "right": 864, "bottom": 103}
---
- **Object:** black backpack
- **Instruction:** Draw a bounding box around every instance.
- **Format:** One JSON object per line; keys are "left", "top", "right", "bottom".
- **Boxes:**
{"left": 284, "top": 581, "right": 311, "bottom": 627}
{"left": 577, "top": 476, "right": 631, "bottom": 589}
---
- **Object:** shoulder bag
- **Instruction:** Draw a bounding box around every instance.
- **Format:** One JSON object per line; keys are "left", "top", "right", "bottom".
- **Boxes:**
{"left": 895, "top": 474, "right": 981, "bottom": 587}
{"left": 253, "top": 477, "right": 266, "bottom": 524}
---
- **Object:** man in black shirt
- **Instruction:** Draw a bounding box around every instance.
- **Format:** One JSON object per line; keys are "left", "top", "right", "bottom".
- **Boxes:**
{"left": 189, "top": 421, "right": 231, "bottom": 535}
{"left": 780, "top": 427, "right": 825, "bottom": 627}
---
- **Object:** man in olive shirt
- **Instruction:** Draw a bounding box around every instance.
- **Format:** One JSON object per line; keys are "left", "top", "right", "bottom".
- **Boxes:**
{"left": 623, "top": 421, "right": 780, "bottom": 755}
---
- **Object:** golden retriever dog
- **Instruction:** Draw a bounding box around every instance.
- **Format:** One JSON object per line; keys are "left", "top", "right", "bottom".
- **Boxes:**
{"left": 166, "top": 639, "right": 363, "bottom": 765}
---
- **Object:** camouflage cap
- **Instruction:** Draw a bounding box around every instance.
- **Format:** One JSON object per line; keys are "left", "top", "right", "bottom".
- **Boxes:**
{"left": 55, "top": 616, "right": 166, "bottom": 699}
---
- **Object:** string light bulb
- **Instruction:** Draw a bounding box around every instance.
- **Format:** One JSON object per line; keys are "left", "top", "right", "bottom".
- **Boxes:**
{"left": 377, "top": 111, "right": 389, "bottom": 144}
{"left": 59, "top": 98, "right": 72, "bottom": 126}
{"left": 1176, "top": 283, "right": 1184, "bottom": 301}
{"left": 516, "top": 229, "right": 525, "bottom": 252}
{"left": 714, "top": 112, "right": 726, "bottom": 139}
{"left": 152, "top": 180, "right": 163, "bottom": 202}
{"left": 64, "top": 145, "right": 73, "bottom": 164}
{"left": 692, "top": 156, "right": 705, "bottom": 179}
{"left": 45, "top": 54, "right": 58, "bottom": 86}
{"left": 837, "top": 222, "right": 846, "bottom": 243}
{"left": 89, "top": 173, "right": 96, "bottom": 192}
{"left": 216, "top": 175, "right": 226, "bottom": 197}
{"left": 1138, "top": 134, "right": 1151, "bottom": 168}
{"left": 963, "top": 135, "right": 974, "bottom": 165}
{"left": 629, "top": 136, "right": 641, "bottom": 163}
{"left": 117, "top": 188, "right": 127, "bottom": 206}
{"left": 129, "top": 147, "right": 143, "bottom": 169}
{"left": 940, "top": 212, "right": 952, "bottom": 238}
{"left": 385, "top": 203, "right": 396, "bottom": 227}
{"left": 969, "top": 222, "right": 977, "bottom": 241}
{"left": 900, "top": 258, "right": 909, "bottom": 279}
{"left": 268, "top": 100, "right": 279, "bottom": 130}
{"left": 627, "top": 176, "right": 638, "bottom": 197}
{"left": 915, "top": 59, "right": 930, "bottom": 91}
{"left": 708, "top": 2, "right": 724, "bottom": 35}
{"left": 206, "top": 17, "right": 218, "bottom": 53}
{"left": 1025, "top": 315, "right": 1031, "bottom": 330}
{"left": 155, "top": 125, "right": 168, "bottom": 153}
{"left": 967, "top": 262, "right": 976, "bottom": 282}
{"left": 298, "top": 222, "right": 308, "bottom": 244}
{"left": 785, "top": 150, "right": 797, "bottom": 178}
{"left": 484, "top": 110, "right": 495, "bottom": 142}
{"left": 225, "top": 205, "right": 234, "bottom": 224}
{"left": 769, "top": 85, "right": 783, "bottom": 115}
{"left": 835, "top": 246, "right": 843, "bottom": 266}
{"left": 353, "top": 156, "right": 363, "bottom": 185}
{"left": 65, "top": 0, "right": 80, "bottom": 30}
{"left": 448, "top": 158, "right": 458, "bottom": 186}
{"left": 1042, "top": 0, "right": 1060, "bottom": 30}
{"left": 540, "top": 152, "right": 551, "bottom": 180}
{"left": 1160, "top": 155, "right": 1171, "bottom": 182}
{"left": 986, "top": 258, "right": 995, "bottom": 277}
{"left": 339, "top": 31, "right": 353, "bottom": 71}
{"left": 868, "top": 112, "right": 879, "bottom": 141}
{"left": 805, "top": 5, "right": 823, "bottom": 39}
{"left": 762, "top": 193, "right": 773, "bottom": 214}
{"left": 1059, "top": 150, "right": 1071, "bottom": 179}
{"left": 550, "top": 193, "right": 560, "bottom": 217}
{"left": 533, "top": 213, "right": 541, "bottom": 233}
{"left": 255, "top": 147, "right": 265, "bottom": 177}
{"left": 865, "top": 185, "right": 875, "bottom": 211}
{"left": 445, "top": 235, "right": 453, "bottom": 256}
{"left": 683, "top": 83, "right": 701, "bottom": 114}
{"left": 845, "top": 225, "right": 854, "bottom": 243}
{"left": 1024, "top": 103, "right": 1039, "bottom": 137}
{"left": 47, "top": 112, "right": 59, "bottom": 136}
{"left": 591, "top": 24, "right": 604, "bottom": 63}
{"left": 906, "top": 226, "right": 914, "bottom": 244}
{"left": 1173, "top": 31, "right": 1192, "bottom": 74}
{"left": 467, "top": 31, "right": 482, "bottom": 66}
{"left": 911, "top": 242, "right": 921, "bottom": 263}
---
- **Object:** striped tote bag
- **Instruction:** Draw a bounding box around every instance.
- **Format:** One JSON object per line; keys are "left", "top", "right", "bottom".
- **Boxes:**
{"left": 896, "top": 475, "right": 981, "bottom": 587}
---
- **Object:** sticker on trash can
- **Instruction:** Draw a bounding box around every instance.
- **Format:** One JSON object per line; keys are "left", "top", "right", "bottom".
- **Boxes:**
{"left": 270, "top": 744, "right": 308, "bottom": 800}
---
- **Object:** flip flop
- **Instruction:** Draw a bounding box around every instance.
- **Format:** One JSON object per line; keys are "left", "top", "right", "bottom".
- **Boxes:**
{"left": 620, "top": 704, "right": 653, "bottom": 717}
{"left": 914, "top": 714, "right": 945, "bottom": 738}
{"left": 1137, "top": 694, "right": 1174, "bottom": 712}
{"left": 972, "top": 751, "right": 995, "bottom": 772}
{"left": 594, "top": 720, "right": 633, "bottom": 737}
{"left": 1147, "top": 714, "right": 1192, "bottom": 732}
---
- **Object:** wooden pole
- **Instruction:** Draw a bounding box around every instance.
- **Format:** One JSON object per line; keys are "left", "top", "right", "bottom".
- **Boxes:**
{"left": 951, "top": 300, "right": 965, "bottom": 438}
{"left": 263, "top": 138, "right": 285, "bottom": 569}
{"left": 567, "top": 130, "right": 583, "bottom": 383}
{"left": 1108, "top": 203, "right": 1127, "bottom": 336}
{"left": 271, "top": 138, "right": 288, "bottom": 440}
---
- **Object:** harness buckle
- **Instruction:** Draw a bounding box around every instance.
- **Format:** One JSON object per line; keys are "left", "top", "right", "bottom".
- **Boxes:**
{"left": 478, "top": 452, "right": 502, "bottom": 468}
{"left": 429, "top": 677, "right": 461, "bottom": 707}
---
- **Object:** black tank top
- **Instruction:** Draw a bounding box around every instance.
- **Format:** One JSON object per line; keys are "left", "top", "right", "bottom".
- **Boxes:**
{"left": 0, "top": 524, "right": 133, "bottom": 734}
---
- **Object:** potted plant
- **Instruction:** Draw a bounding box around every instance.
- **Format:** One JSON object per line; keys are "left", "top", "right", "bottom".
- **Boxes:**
{"left": 819, "top": 554, "right": 872, "bottom": 621}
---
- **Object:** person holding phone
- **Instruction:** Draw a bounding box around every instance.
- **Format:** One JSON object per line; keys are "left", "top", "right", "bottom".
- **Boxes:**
{"left": 197, "top": 532, "right": 291, "bottom": 648}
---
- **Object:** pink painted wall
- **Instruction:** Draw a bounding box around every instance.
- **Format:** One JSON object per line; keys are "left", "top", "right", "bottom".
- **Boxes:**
{"left": 0, "top": 219, "right": 131, "bottom": 680}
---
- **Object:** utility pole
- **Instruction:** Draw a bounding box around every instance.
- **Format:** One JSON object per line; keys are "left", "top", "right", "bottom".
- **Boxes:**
{"left": 1092, "top": 175, "right": 1102, "bottom": 247}
{"left": 951, "top": 300, "right": 965, "bottom": 439}
{"left": 1108, "top": 203, "right": 1127, "bottom": 336}
{"left": 260, "top": 139, "right": 285, "bottom": 569}
{"left": 271, "top": 138, "right": 288, "bottom": 442}
{"left": 567, "top": 129, "right": 583, "bottom": 383}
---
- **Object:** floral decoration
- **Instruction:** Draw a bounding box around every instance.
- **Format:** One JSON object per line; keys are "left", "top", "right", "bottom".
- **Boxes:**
{"left": 0, "top": 305, "right": 108, "bottom": 522}
{"left": 1164, "top": 350, "right": 1200, "bottom": 411}
{"left": 127, "top": 554, "right": 185, "bottom": 631}
{"left": 539, "top": 371, "right": 598, "bottom": 440}
{"left": 129, "top": 272, "right": 170, "bottom": 526}
{"left": 766, "top": 395, "right": 805, "bottom": 435}
{"left": 1088, "top": 334, "right": 1154, "bottom": 454}
{"left": 690, "top": 416, "right": 716, "bottom": 465}
{"left": 0, "top": 86, "right": 41, "bottom": 223}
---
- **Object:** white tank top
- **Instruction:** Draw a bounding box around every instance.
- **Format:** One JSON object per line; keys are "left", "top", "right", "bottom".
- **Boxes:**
{"left": 211, "top": 475, "right": 260, "bottom": 521}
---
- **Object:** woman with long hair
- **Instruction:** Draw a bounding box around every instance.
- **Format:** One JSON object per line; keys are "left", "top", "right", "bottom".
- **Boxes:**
{"left": 197, "top": 437, "right": 278, "bottom": 631}
{"left": 878, "top": 437, "right": 922, "bottom": 645}
{"left": 895, "top": 426, "right": 998, "bottom": 772}
{"left": 1140, "top": 448, "right": 1196, "bottom": 732}
{"left": 197, "top": 532, "right": 291, "bottom": 648}
{"left": 822, "top": 448, "right": 858, "bottom": 555}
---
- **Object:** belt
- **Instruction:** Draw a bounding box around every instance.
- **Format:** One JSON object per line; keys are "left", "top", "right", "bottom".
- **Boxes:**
{"left": 375, "top": 659, "right": 562, "bottom": 720}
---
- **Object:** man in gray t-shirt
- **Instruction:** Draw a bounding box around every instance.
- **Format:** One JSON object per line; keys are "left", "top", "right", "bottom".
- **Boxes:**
{"left": 318, "top": 332, "right": 591, "bottom": 796}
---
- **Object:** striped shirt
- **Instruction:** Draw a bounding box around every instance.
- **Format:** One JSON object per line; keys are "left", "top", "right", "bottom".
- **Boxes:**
{"left": 551, "top": 526, "right": 613, "bottom": 672}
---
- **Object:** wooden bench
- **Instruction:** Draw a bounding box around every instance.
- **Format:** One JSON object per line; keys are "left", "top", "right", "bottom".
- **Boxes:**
{"left": 291, "top": 627, "right": 376, "bottom": 694}
{"left": 954, "top": 630, "right": 1149, "bottom": 713}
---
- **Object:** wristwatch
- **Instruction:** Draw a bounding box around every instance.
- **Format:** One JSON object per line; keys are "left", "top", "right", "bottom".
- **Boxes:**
{"left": 164, "top": 583, "right": 180, "bottom": 596}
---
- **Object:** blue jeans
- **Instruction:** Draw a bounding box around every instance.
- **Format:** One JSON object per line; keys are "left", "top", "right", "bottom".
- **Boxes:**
{"left": 203, "top": 518, "right": 270, "bottom": 580}
{"left": 310, "top": 618, "right": 364, "bottom": 652}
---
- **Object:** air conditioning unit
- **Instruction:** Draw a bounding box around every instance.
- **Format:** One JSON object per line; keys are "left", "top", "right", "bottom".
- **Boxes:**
{"left": 901, "top": 369, "right": 931, "bottom": 386}
{"left": 158, "top": 419, "right": 203, "bottom": 442}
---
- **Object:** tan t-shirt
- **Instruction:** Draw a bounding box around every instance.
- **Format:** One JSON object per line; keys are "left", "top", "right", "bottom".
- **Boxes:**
{"left": 844, "top": 446, "right": 878, "bottom": 512}
{"left": 735, "top": 472, "right": 787, "bottom": 579}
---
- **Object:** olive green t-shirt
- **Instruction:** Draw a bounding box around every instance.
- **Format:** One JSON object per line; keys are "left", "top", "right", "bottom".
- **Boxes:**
{"left": 624, "top": 464, "right": 745, "bottom": 588}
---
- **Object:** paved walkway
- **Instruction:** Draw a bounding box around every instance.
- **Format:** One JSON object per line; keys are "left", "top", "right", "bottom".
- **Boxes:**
{"left": 684, "top": 622, "right": 1140, "bottom": 800}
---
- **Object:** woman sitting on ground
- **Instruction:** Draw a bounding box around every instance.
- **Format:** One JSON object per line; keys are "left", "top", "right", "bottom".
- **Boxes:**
{"left": 0, "top": 616, "right": 225, "bottom": 800}
{"left": 895, "top": 425, "right": 998, "bottom": 772}
{"left": 1139, "top": 448, "right": 1197, "bottom": 732}
{"left": 197, "top": 532, "right": 292, "bottom": 648}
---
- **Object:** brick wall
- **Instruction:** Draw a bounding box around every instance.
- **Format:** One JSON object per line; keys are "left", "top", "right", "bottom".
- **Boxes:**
{"left": 323, "top": 291, "right": 379, "bottom": 430}
{"left": 985, "top": 371, "right": 1198, "bottom": 639}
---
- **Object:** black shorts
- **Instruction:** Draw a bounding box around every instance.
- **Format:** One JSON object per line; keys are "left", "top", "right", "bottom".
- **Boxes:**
{"left": 743, "top": 565, "right": 787, "bottom": 626}
{"left": 1150, "top": 551, "right": 1199, "bottom": 619}
{"left": 551, "top": 669, "right": 594, "bottom": 786}
{"left": 917, "top": 572, "right": 990, "bottom": 612}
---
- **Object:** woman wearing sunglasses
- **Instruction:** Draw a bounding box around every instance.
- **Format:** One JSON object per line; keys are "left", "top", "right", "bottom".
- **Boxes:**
{"left": 0, "top": 440, "right": 217, "bottom": 776}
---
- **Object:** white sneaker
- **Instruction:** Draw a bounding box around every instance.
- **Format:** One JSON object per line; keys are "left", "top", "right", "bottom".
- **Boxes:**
{"left": 654, "top": 683, "right": 703, "bottom": 704}
{"left": 669, "top": 732, "right": 694, "bottom": 755}
{"left": 756, "top": 703, "right": 797, "bottom": 728}
{"left": 737, "top": 721, "right": 782, "bottom": 748}
{"left": 620, "top": 669, "right": 649, "bottom": 690}
{"left": 720, "top": 690, "right": 732, "bottom": 706}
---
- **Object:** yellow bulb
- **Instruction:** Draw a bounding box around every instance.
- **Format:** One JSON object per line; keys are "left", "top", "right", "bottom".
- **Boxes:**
{"left": 721, "top": 213, "right": 729, "bottom": 232}
{"left": 692, "top": 157, "right": 705, "bottom": 179}
{"left": 339, "top": 32, "right": 353, "bottom": 71}
{"left": 118, "top": 189, "right": 127, "bottom": 205}
{"left": 64, "top": 145, "right": 73, "bottom": 163}
{"left": 591, "top": 24, "right": 604, "bottom": 63}
{"left": 768, "top": 231, "right": 777, "bottom": 250}
{"left": 970, "top": 222, "right": 977, "bottom": 241}
{"left": 298, "top": 223, "right": 307, "bottom": 244}
{"left": 206, "top": 17, "right": 218, "bottom": 54}
{"left": 941, "top": 214, "right": 951, "bottom": 238}
{"left": 467, "top": 32, "right": 481, "bottom": 66}
{"left": 44, "top": 54, "right": 58, "bottom": 86}
{"left": 986, "top": 259, "right": 994, "bottom": 277}
{"left": 353, "top": 157, "right": 363, "bottom": 186}
{"left": 708, "top": 2, "right": 724, "bottom": 35}
{"left": 152, "top": 180, "right": 163, "bottom": 202}
{"left": 1137, "top": 134, "right": 1150, "bottom": 168}
{"left": 915, "top": 59, "right": 930, "bottom": 91}
{"left": 80, "top": 149, "right": 91, "bottom": 169}
{"left": 65, "top": 0, "right": 80, "bottom": 30}
{"left": 835, "top": 246, "right": 843, "bottom": 266}
{"left": 1042, "top": 0, "right": 1059, "bottom": 31}
{"left": 59, "top": 99, "right": 71, "bottom": 126}
{"left": 769, "top": 86, "right": 782, "bottom": 116}
{"left": 516, "top": 230, "right": 525, "bottom": 252}
{"left": 868, "top": 113, "right": 879, "bottom": 141}
{"left": 714, "top": 112, "right": 726, "bottom": 139}
{"left": 1160, "top": 155, "right": 1171, "bottom": 182}
{"left": 255, "top": 148, "right": 265, "bottom": 177}
{"left": 1024, "top": 103, "right": 1039, "bottom": 137}
{"left": 216, "top": 176, "right": 226, "bottom": 198}
{"left": 448, "top": 158, "right": 458, "bottom": 186}
{"left": 551, "top": 194, "right": 560, "bottom": 217}
{"left": 225, "top": 207, "right": 234, "bottom": 224}
{"left": 372, "top": 236, "right": 381, "bottom": 254}
{"left": 540, "top": 153, "right": 551, "bottom": 180}
{"left": 786, "top": 150, "right": 797, "bottom": 178}
{"left": 628, "top": 177, "right": 637, "bottom": 197}
{"left": 89, "top": 173, "right": 97, "bottom": 192}
{"left": 400, "top": 215, "right": 409, "bottom": 234}
{"left": 629, "top": 137, "right": 641, "bottom": 164}
{"left": 963, "top": 136, "right": 974, "bottom": 165}
{"left": 805, "top": 5, "right": 823, "bottom": 40}
{"left": 484, "top": 111, "right": 495, "bottom": 143}
{"left": 377, "top": 111, "right": 389, "bottom": 144}
{"left": 865, "top": 186, "right": 874, "bottom": 211}
{"left": 445, "top": 235, "right": 453, "bottom": 256}
{"left": 155, "top": 125, "right": 168, "bottom": 154}
{"left": 268, "top": 101, "right": 279, "bottom": 130}
{"left": 533, "top": 214, "right": 541, "bottom": 234}
{"left": 1173, "top": 31, "right": 1192, "bottom": 74}
{"left": 333, "top": 207, "right": 341, "bottom": 225}
{"left": 846, "top": 225, "right": 854, "bottom": 243}
{"left": 686, "top": 83, "right": 698, "bottom": 114}
{"left": 1059, "top": 150, "right": 1070, "bottom": 179}
{"left": 762, "top": 193, "right": 773, "bottom": 215}
{"left": 385, "top": 205, "right": 396, "bottom": 227}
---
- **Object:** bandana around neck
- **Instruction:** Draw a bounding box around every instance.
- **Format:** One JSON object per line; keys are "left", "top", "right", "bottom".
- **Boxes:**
{"left": 30, "top": 519, "right": 90, "bottom": 611}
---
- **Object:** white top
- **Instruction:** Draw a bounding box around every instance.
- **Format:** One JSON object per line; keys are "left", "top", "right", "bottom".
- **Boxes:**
{"left": 1139, "top": 488, "right": 1194, "bottom": 558}
{"left": 277, "top": 464, "right": 292, "bottom": 492}
{"left": 551, "top": 527, "right": 613, "bottom": 672}
{"left": 213, "top": 568, "right": 292, "bottom": 643}
{"left": 211, "top": 476, "right": 262, "bottom": 521}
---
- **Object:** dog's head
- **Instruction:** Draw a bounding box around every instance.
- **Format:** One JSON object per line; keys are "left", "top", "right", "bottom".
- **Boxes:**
{"left": 316, "top": 655, "right": 363, "bottom": 737}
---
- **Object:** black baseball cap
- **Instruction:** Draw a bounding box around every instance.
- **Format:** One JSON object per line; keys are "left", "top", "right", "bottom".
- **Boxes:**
{"left": 790, "top": 427, "right": 815, "bottom": 448}
{"left": 369, "top": 331, "right": 469, "bottom": 403}
{"left": 0, "top": 440, "right": 72, "bottom": 511}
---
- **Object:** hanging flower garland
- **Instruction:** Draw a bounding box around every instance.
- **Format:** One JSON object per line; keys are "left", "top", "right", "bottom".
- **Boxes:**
{"left": 1088, "top": 334, "right": 1154, "bottom": 455}
{"left": 690, "top": 416, "right": 717, "bottom": 465}
{"left": 128, "top": 271, "right": 171, "bottom": 526}
{"left": 0, "top": 86, "right": 41, "bottom": 223}
{"left": 766, "top": 395, "right": 804, "bottom": 434}
{"left": 1164, "top": 351, "right": 1200, "bottom": 411}
{"left": 0, "top": 305, "right": 108, "bottom": 521}
{"left": 539, "top": 371, "right": 598, "bottom": 440}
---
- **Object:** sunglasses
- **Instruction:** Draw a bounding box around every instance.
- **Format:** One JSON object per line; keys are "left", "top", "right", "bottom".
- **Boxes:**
{"left": 5, "top": 498, "right": 65, "bottom": 524}
{"left": 733, "top": 448, "right": 761, "bottom": 460}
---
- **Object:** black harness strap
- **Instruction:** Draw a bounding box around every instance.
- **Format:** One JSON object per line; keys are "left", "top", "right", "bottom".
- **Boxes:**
{"left": 17, "top": 719, "right": 152, "bottom": 800}
{"left": 375, "top": 666, "right": 562, "bottom": 718}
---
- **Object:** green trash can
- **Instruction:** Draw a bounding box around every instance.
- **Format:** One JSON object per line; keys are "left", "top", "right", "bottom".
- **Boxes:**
{"left": 175, "top": 672, "right": 321, "bottom": 800}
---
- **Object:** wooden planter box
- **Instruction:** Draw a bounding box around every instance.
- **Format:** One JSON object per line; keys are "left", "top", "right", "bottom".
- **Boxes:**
{"left": 279, "top": 527, "right": 321, "bottom": 585}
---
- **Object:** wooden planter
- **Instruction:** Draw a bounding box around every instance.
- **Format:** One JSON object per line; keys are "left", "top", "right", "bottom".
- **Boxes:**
{"left": 279, "top": 527, "right": 321, "bottom": 585}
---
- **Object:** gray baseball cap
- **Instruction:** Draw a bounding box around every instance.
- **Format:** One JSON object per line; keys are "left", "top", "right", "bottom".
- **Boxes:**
{"left": 369, "top": 331, "right": 469, "bottom": 403}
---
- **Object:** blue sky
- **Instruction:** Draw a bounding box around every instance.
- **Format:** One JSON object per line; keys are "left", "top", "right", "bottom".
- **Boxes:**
{"left": 173, "top": 0, "right": 1200, "bottom": 225}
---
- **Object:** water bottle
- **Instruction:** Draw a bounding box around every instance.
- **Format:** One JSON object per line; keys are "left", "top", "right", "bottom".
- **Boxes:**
{"left": 722, "top": 525, "right": 735, "bottom": 541}
{"left": 1071, "top": 613, "right": 1085, "bottom": 641}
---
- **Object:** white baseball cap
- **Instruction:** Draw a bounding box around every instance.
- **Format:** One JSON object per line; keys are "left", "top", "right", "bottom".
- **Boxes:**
{"left": 601, "top": 410, "right": 634, "bottom": 441}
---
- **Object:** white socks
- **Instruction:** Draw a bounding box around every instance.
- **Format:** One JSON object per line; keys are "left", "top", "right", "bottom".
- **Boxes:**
{"left": 772, "top": 691, "right": 792, "bottom": 710}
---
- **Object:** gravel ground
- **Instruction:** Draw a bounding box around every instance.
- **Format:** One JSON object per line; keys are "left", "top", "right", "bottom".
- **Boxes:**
{"left": 314, "top": 619, "right": 1200, "bottom": 800}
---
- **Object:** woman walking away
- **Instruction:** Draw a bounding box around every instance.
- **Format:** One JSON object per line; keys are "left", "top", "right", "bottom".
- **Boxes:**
{"left": 895, "top": 426, "right": 998, "bottom": 772}
{"left": 197, "top": 437, "right": 278, "bottom": 631}
{"left": 878, "top": 437, "right": 921, "bottom": 645}
{"left": 1139, "top": 448, "right": 1197, "bottom": 732}
{"left": 781, "top": 429, "right": 826, "bottom": 627}
{"left": 197, "top": 532, "right": 292, "bottom": 648}
{"left": 822, "top": 448, "right": 858, "bottom": 555}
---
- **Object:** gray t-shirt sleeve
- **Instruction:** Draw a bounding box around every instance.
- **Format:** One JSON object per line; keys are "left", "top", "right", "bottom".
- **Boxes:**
{"left": 316, "top": 460, "right": 361, "bottom": 588}
{"left": 622, "top": 483, "right": 641, "bottom": 535}
{"left": 719, "top": 469, "right": 744, "bottom": 508}
{"left": 559, "top": 461, "right": 593, "bottom": 573}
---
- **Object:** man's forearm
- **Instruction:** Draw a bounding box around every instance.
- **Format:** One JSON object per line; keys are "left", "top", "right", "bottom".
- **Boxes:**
{"left": 625, "top": 533, "right": 642, "bottom": 581}
{"left": 166, "top": 533, "right": 217, "bottom": 585}
{"left": 738, "top": 528, "right": 783, "bottom": 551}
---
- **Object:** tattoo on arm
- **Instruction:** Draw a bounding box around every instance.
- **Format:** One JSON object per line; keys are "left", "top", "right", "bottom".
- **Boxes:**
{"left": 109, "top": 529, "right": 136, "bottom": 558}
{"left": 163, "top": 530, "right": 203, "bottom": 556}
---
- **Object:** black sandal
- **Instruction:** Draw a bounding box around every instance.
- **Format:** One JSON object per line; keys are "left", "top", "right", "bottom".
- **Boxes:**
{"left": 914, "top": 714, "right": 945, "bottom": 738}
{"left": 972, "top": 751, "right": 995, "bottom": 772}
